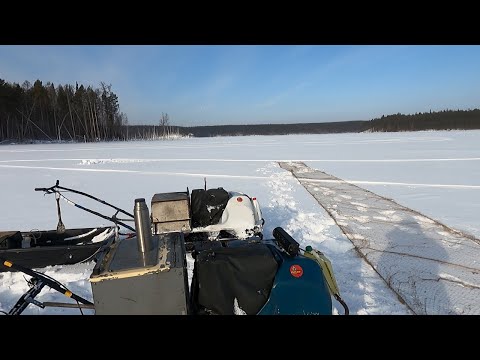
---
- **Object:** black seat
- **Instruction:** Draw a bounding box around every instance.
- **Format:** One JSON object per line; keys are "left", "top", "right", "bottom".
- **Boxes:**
{"left": 190, "top": 188, "right": 229, "bottom": 227}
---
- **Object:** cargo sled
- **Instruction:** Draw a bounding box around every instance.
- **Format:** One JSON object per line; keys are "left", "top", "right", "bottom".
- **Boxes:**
{"left": 0, "top": 227, "right": 115, "bottom": 272}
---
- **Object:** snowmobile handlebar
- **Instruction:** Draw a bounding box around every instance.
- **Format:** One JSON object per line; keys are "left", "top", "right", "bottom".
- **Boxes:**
{"left": 35, "top": 185, "right": 57, "bottom": 194}
{"left": 33, "top": 180, "right": 136, "bottom": 232}
{"left": 35, "top": 180, "right": 60, "bottom": 194}
{"left": 34, "top": 180, "right": 134, "bottom": 217}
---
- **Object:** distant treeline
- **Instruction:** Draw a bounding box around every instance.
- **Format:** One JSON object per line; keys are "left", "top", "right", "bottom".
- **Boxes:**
{"left": 2, "top": 78, "right": 480, "bottom": 143}
{"left": 0, "top": 78, "right": 127, "bottom": 142}
{"left": 122, "top": 121, "right": 366, "bottom": 139}
{"left": 176, "top": 121, "right": 368, "bottom": 137}
{"left": 180, "top": 109, "right": 480, "bottom": 136}
{"left": 367, "top": 109, "right": 480, "bottom": 132}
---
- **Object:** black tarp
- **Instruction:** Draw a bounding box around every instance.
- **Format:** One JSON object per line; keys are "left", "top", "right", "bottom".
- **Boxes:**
{"left": 0, "top": 231, "right": 22, "bottom": 250}
{"left": 190, "top": 243, "right": 279, "bottom": 315}
{"left": 191, "top": 188, "right": 230, "bottom": 227}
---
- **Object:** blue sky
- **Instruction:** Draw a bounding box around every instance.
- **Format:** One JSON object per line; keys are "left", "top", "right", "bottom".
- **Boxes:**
{"left": 0, "top": 45, "right": 479, "bottom": 126}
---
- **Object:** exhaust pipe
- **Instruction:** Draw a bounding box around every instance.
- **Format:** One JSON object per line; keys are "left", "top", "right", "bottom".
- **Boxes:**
{"left": 134, "top": 198, "right": 153, "bottom": 253}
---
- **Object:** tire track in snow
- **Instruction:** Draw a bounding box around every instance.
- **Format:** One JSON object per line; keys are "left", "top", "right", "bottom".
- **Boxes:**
{"left": 259, "top": 163, "right": 411, "bottom": 315}
{"left": 0, "top": 142, "right": 284, "bottom": 153}
{"left": 0, "top": 135, "right": 451, "bottom": 154}
{"left": 3, "top": 157, "right": 480, "bottom": 163}
{"left": 0, "top": 164, "right": 271, "bottom": 180}
{"left": 2, "top": 162, "right": 477, "bottom": 189}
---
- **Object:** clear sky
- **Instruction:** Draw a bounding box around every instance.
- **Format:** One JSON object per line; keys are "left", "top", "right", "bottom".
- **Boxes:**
{"left": 0, "top": 45, "right": 479, "bottom": 126}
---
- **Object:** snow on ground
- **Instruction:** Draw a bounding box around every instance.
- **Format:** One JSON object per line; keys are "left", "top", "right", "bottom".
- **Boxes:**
{"left": 281, "top": 161, "right": 480, "bottom": 314}
{"left": 0, "top": 130, "right": 479, "bottom": 315}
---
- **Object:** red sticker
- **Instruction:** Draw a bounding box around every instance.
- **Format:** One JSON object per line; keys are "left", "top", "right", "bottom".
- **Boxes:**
{"left": 290, "top": 265, "right": 303, "bottom": 278}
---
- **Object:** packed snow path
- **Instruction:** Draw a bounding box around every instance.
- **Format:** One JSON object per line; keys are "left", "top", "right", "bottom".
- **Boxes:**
{"left": 279, "top": 161, "right": 480, "bottom": 315}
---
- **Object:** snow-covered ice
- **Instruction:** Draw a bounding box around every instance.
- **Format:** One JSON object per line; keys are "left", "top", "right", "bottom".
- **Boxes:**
{"left": 1, "top": 130, "right": 479, "bottom": 315}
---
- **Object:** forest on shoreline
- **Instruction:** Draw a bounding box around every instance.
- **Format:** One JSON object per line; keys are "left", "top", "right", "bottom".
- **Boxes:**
{"left": 1, "top": 78, "right": 479, "bottom": 143}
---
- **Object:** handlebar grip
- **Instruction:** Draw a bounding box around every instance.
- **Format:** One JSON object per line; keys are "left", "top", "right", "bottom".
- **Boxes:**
{"left": 35, "top": 188, "right": 47, "bottom": 191}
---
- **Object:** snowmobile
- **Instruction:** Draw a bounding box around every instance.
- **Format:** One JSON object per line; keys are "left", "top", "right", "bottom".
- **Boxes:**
{"left": 150, "top": 185, "right": 264, "bottom": 244}
{"left": 0, "top": 180, "right": 348, "bottom": 315}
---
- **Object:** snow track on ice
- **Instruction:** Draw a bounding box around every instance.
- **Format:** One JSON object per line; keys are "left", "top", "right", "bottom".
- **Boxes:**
{"left": 279, "top": 161, "right": 480, "bottom": 315}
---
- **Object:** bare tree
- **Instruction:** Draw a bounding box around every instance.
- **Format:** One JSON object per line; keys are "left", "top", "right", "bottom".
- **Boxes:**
{"left": 159, "top": 112, "right": 170, "bottom": 138}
